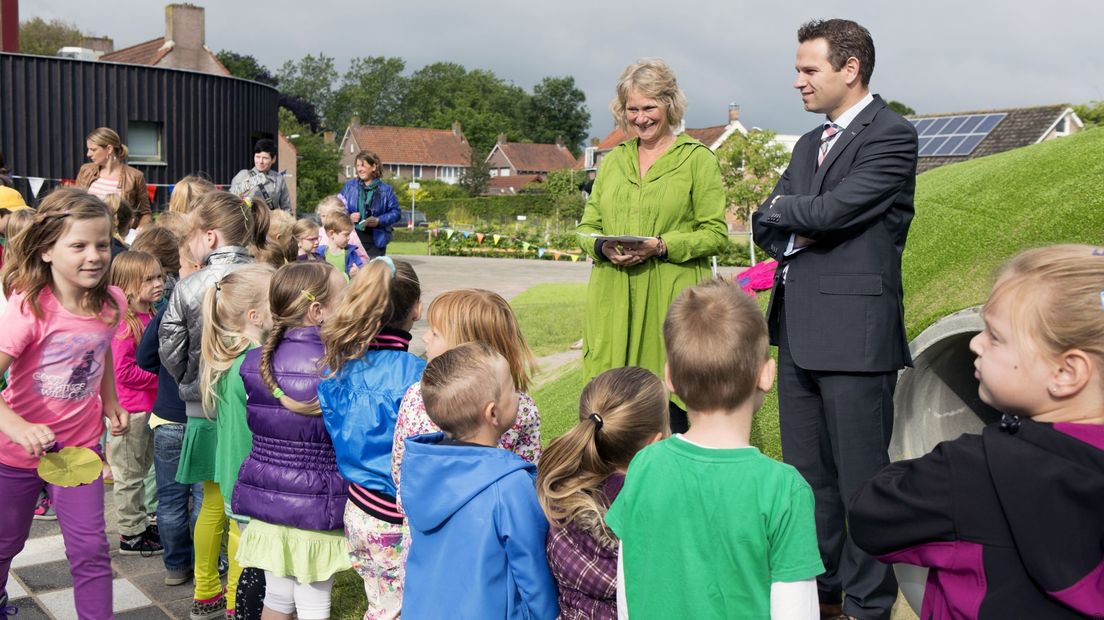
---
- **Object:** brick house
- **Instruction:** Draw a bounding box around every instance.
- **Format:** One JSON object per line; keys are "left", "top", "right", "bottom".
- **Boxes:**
{"left": 338, "top": 117, "right": 471, "bottom": 184}
{"left": 482, "top": 135, "right": 579, "bottom": 194}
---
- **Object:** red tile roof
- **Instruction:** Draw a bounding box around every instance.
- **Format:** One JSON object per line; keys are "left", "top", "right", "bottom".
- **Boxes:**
{"left": 683, "top": 124, "right": 727, "bottom": 148}
{"left": 497, "top": 143, "right": 578, "bottom": 173}
{"left": 597, "top": 128, "right": 633, "bottom": 151}
{"left": 101, "top": 37, "right": 172, "bottom": 66}
{"left": 350, "top": 125, "right": 471, "bottom": 167}
{"left": 484, "top": 174, "right": 543, "bottom": 195}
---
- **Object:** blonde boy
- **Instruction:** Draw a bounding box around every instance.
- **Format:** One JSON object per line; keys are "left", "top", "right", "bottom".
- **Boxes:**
{"left": 400, "top": 342, "right": 559, "bottom": 619}
{"left": 316, "top": 195, "right": 369, "bottom": 262}
{"left": 318, "top": 212, "right": 363, "bottom": 277}
{"left": 606, "top": 280, "right": 824, "bottom": 619}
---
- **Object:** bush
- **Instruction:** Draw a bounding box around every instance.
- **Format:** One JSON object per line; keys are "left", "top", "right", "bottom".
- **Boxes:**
{"left": 416, "top": 194, "right": 579, "bottom": 224}
{"left": 429, "top": 228, "right": 582, "bottom": 260}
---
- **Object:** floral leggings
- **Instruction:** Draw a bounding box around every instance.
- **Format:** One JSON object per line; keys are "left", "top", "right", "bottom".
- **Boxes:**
{"left": 343, "top": 499, "right": 405, "bottom": 620}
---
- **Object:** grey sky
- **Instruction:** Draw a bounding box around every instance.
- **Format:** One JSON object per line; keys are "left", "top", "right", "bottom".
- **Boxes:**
{"left": 26, "top": 0, "right": 1104, "bottom": 137}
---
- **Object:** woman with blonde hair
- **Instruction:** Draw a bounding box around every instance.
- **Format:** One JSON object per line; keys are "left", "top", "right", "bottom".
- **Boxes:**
{"left": 576, "top": 58, "right": 728, "bottom": 433}
{"left": 76, "top": 127, "right": 152, "bottom": 225}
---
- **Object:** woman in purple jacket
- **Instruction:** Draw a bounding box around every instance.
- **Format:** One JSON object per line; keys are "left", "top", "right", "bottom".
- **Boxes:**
{"left": 338, "top": 150, "right": 401, "bottom": 258}
{"left": 231, "top": 262, "right": 349, "bottom": 620}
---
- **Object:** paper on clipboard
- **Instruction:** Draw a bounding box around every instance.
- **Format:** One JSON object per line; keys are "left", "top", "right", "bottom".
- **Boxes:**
{"left": 587, "top": 234, "right": 656, "bottom": 243}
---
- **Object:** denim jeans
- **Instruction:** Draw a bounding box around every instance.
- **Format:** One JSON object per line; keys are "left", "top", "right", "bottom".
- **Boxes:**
{"left": 153, "top": 423, "right": 202, "bottom": 571}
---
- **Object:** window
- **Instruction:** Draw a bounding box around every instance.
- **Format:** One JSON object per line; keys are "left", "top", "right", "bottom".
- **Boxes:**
{"left": 413, "top": 165, "right": 423, "bottom": 179}
{"left": 345, "top": 165, "right": 353, "bottom": 178}
{"left": 1055, "top": 116, "right": 1070, "bottom": 136}
{"left": 350, "top": 143, "right": 355, "bottom": 154}
{"left": 584, "top": 147, "right": 596, "bottom": 168}
{"left": 127, "top": 121, "right": 163, "bottom": 163}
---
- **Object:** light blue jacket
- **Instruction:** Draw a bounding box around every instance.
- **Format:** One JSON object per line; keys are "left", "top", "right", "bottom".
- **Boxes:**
{"left": 401, "top": 432, "right": 559, "bottom": 620}
{"left": 317, "top": 340, "right": 425, "bottom": 495}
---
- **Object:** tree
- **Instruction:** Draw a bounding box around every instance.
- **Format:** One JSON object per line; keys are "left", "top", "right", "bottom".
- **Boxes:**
{"left": 1073, "top": 101, "right": 1104, "bottom": 128}
{"left": 215, "top": 50, "right": 276, "bottom": 85}
{"left": 887, "top": 100, "right": 916, "bottom": 116}
{"left": 277, "top": 54, "right": 340, "bottom": 129}
{"left": 457, "top": 148, "right": 492, "bottom": 197}
{"left": 541, "top": 169, "right": 586, "bottom": 220}
{"left": 716, "top": 129, "right": 791, "bottom": 224}
{"left": 19, "top": 17, "right": 82, "bottom": 56}
{"left": 524, "top": 76, "right": 591, "bottom": 156}
{"left": 279, "top": 108, "right": 341, "bottom": 212}
{"left": 329, "top": 56, "right": 408, "bottom": 128}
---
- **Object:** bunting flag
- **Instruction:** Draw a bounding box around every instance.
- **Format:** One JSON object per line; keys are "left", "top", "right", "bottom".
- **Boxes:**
{"left": 476, "top": 233, "right": 485, "bottom": 244}
{"left": 462, "top": 231, "right": 471, "bottom": 238}
{"left": 27, "top": 177, "right": 45, "bottom": 198}
{"left": 537, "top": 248, "right": 546, "bottom": 258}
{"left": 166, "top": 184, "right": 175, "bottom": 198}
{"left": 445, "top": 229, "right": 455, "bottom": 240}
{"left": 552, "top": 250, "right": 562, "bottom": 260}
{"left": 430, "top": 228, "right": 439, "bottom": 237}
{"left": 147, "top": 185, "right": 157, "bottom": 203}
{"left": 570, "top": 254, "right": 581, "bottom": 262}
{"left": 522, "top": 242, "right": 531, "bottom": 251}
{"left": 493, "top": 234, "right": 502, "bottom": 245}
{"left": 60, "top": 178, "right": 77, "bottom": 186}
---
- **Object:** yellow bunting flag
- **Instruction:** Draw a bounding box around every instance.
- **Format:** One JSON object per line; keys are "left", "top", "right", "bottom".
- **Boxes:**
{"left": 522, "top": 242, "right": 531, "bottom": 251}
{"left": 445, "top": 229, "right": 455, "bottom": 240}
{"left": 493, "top": 234, "right": 502, "bottom": 245}
{"left": 570, "top": 254, "right": 580, "bottom": 262}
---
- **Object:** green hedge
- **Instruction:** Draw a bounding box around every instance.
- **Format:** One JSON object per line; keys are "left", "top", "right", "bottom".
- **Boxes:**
{"left": 415, "top": 194, "right": 581, "bottom": 222}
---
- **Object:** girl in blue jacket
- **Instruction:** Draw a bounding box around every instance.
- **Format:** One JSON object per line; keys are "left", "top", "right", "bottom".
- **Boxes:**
{"left": 317, "top": 257, "right": 424, "bottom": 619}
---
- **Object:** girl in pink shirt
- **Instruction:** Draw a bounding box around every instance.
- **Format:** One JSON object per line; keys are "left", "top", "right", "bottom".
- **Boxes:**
{"left": 107, "top": 251, "right": 165, "bottom": 555}
{"left": 0, "top": 187, "right": 129, "bottom": 619}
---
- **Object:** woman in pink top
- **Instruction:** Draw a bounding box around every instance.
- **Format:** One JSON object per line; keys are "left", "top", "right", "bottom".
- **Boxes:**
{"left": 75, "top": 127, "right": 152, "bottom": 227}
{"left": 107, "top": 251, "right": 165, "bottom": 556}
{"left": 0, "top": 188, "right": 130, "bottom": 619}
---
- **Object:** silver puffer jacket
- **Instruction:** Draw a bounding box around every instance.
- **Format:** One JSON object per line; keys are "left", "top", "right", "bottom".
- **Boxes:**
{"left": 158, "top": 246, "right": 254, "bottom": 415}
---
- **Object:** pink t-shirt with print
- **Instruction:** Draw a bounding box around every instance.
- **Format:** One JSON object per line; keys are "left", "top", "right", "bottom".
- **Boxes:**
{"left": 0, "top": 286, "right": 127, "bottom": 469}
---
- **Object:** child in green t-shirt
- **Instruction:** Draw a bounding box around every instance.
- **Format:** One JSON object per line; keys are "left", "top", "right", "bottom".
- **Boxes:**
{"left": 318, "top": 211, "right": 364, "bottom": 278}
{"left": 606, "top": 280, "right": 824, "bottom": 620}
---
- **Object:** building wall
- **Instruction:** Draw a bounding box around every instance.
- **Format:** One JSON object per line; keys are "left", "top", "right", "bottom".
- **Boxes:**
{"left": 0, "top": 52, "right": 278, "bottom": 205}
{"left": 486, "top": 148, "right": 513, "bottom": 176}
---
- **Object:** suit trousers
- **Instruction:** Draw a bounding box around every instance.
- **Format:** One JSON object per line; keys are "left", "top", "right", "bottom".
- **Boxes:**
{"left": 777, "top": 301, "right": 899, "bottom": 619}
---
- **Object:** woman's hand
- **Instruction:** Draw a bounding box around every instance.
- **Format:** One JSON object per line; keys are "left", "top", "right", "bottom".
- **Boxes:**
{"left": 363, "top": 217, "right": 380, "bottom": 228}
{"left": 104, "top": 402, "right": 130, "bottom": 436}
{"left": 6, "top": 420, "right": 56, "bottom": 457}
{"left": 350, "top": 212, "right": 361, "bottom": 223}
{"left": 601, "top": 241, "right": 641, "bottom": 267}
{"left": 621, "top": 238, "right": 667, "bottom": 262}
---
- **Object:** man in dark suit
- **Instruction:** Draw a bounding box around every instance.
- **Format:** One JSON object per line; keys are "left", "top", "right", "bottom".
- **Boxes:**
{"left": 752, "top": 19, "right": 918, "bottom": 620}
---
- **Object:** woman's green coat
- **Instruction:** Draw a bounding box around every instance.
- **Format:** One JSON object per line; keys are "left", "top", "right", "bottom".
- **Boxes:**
{"left": 576, "top": 133, "right": 729, "bottom": 385}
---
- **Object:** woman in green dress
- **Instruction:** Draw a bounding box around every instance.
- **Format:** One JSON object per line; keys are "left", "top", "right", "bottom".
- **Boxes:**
{"left": 576, "top": 58, "right": 729, "bottom": 432}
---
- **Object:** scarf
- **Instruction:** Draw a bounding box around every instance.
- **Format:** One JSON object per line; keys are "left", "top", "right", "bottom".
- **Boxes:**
{"left": 356, "top": 179, "right": 380, "bottom": 231}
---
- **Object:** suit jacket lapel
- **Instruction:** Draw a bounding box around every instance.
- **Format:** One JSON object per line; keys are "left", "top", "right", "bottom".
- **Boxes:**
{"left": 797, "top": 127, "right": 821, "bottom": 194}
{"left": 813, "top": 96, "right": 885, "bottom": 191}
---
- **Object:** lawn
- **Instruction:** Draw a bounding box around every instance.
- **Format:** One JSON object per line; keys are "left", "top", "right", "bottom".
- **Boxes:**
{"left": 387, "top": 240, "right": 430, "bottom": 256}
{"left": 510, "top": 282, "right": 587, "bottom": 357}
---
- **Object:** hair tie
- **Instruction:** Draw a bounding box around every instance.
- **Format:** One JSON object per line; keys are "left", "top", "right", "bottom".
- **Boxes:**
{"left": 589, "top": 412, "right": 604, "bottom": 432}
{"left": 999, "top": 413, "right": 1021, "bottom": 435}
{"left": 300, "top": 289, "right": 317, "bottom": 303}
{"left": 372, "top": 256, "right": 396, "bottom": 277}
{"left": 272, "top": 387, "right": 285, "bottom": 399}
{"left": 242, "top": 196, "right": 253, "bottom": 209}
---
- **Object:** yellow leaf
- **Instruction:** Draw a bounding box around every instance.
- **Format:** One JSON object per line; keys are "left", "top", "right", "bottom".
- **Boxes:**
{"left": 37, "top": 447, "right": 103, "bottom": 487}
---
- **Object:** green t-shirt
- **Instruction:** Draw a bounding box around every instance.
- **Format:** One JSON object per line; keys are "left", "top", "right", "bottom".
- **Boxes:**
{"left": 214, "top": 351, "right": 252, "bottom": 509}
{"left": 325, "top": 246, "right": 347, "bottom": 274}
{"left": 605, "top": 436, "right": 823, "bottom": 619}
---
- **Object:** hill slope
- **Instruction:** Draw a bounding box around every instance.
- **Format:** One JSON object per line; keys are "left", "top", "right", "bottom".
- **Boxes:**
{"left": 903, "top": 127, "right": 1104, "bottom": 338}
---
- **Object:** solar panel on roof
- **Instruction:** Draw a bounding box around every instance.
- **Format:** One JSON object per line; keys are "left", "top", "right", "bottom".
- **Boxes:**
{"left": 908, "top": 113, "right": 1007, "bottom": 157}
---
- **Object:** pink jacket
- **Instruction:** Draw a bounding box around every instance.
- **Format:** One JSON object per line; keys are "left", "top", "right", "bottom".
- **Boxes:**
{"left": 112, "top": 310, "right": 158, "bottom": 413}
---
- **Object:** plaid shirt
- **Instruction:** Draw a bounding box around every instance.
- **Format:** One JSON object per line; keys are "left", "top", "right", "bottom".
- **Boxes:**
{"left": 546, "top": 474, "right": 625, "bottom": 620}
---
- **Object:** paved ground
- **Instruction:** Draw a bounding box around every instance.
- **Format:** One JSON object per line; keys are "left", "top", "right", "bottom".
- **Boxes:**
{"left": 5, "top": 255, "right": 596, "bottom": 619}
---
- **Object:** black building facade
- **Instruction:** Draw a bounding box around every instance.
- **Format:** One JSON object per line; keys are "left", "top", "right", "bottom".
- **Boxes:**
{"left": 0, "top": 52, "right": 278, "bottom": 206}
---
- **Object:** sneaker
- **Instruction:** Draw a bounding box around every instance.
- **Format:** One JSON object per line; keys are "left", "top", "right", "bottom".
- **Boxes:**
{"left": 33, "top": 491, "right": 56, "bottom": 521}
{"left": 119, "top": 524, "right": 163, "bottom": 556}
{"left": 147, "top": 512, "right": 157, "bottom": 526}
{"left": 189, "top": 594, "right": 226, "bottom": 620}
{"left": 164, "top": 567, "right": 193, "bottom": 586}
{"left": 0, "top": 592, "right": 17, "bottom": 617}
{"left": 217, "top": 556, "right": 228, "bottom": 577}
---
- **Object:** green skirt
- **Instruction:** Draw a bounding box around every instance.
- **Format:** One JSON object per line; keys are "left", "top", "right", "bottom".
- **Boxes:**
{"left": 236, "top": 519, "right": 351, "bottom": 583}
{"left": 176, "top": 416, "right": 218, "bottom": 484}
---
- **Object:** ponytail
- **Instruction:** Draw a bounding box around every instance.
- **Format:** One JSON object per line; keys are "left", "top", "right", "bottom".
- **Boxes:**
{"left": 321, "top": 258, "right": 420, "bottom": 376}
{"left": 536, "top": 367, "right": 669, "bottom": 540}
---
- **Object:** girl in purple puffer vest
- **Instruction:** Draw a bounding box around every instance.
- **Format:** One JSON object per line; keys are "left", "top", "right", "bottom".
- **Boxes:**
{"left": 231, "top": 262, "right": 350, "bottom": 620}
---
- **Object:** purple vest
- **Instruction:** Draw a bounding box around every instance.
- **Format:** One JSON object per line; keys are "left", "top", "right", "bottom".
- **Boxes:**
{"left": 231, "top": 326, "right": 347, "bottom": 531}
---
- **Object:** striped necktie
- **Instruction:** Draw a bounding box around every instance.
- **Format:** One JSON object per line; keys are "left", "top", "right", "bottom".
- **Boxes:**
{"left": 817, "top": 124, "right": 841, "bottom": 166}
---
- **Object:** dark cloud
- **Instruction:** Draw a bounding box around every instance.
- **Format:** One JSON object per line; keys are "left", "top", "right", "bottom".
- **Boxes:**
{"left": 28, "top": 0, "right": 1103, "bottom": 136}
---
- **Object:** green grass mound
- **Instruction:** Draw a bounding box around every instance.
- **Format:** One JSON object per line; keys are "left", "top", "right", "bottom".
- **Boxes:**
{"left": 903, "top": 126, "right": 1104, "bottom": 338}
{"left": 511, "top": 282, "right": 587, "bottom": 357}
